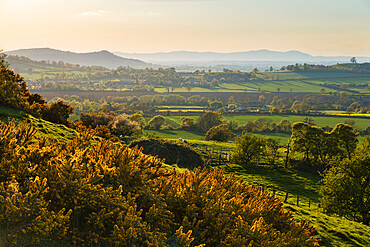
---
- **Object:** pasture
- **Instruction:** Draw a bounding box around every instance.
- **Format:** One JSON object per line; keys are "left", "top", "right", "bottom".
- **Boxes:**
{"left": 151, "top": 114, "right": 370, "bottom": 130}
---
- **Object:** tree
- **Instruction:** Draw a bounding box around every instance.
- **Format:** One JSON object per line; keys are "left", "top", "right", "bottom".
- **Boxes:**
{"left": 108, "top": 114, "right": 142, "bottom": 137}
{"left": 42, "top": 101, "right": 73, "bottom": 125}
{"left": 350, "top": 57, "right": 357, "bottom": 64}
{"left": 128, "top": 112, "right": 146, "bottom": 128}
{"left": 330, "top": 123, "right": 358, "bottom": 160}
{"left": 205, "top": 124, "right": 233, "bottom": 142}
{"left": 291, "top": 122, "right": 334, "bottom": 165}
{"left": 234, "top": 132, "right": 266, "bottom": 165}
{"left": 180, "top": 117, "right": 196, "bottom": 130}
{"left": 208, "top": 100, "right": 223, "bottom": 110}
{"left": 148, "top": 115, "right": 166, "bottom": 130}
{"left": 196, "top": 111, "right": 222, "bottom": 132}
{"left": 277, "top": 119, "right": 292, "bottom": 133}
{"left": 0, "top": 50, "right": 9, "bottom": 69}
{"left": 321, "top": 139, "right": 370, "bottom": 225}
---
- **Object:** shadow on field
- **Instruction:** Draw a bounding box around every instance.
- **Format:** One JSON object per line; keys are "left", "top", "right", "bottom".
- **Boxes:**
{"left": 222, "top": 163, "right": 321, "bottom": 202}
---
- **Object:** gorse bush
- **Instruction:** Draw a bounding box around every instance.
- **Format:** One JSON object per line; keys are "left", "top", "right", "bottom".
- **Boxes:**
{"left": 0, "top": 120, "right": 319, "bottom": 246}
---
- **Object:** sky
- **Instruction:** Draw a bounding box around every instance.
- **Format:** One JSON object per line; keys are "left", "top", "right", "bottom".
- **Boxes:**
{"left": 1, "top": 0, "right": 369, "bottom": 56}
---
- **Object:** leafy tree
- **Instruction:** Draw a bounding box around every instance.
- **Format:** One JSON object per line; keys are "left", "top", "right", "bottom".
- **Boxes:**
{"left": 234, "top": 132, "right": 266, "bottom": 165}
{"left": 330, "top": 123, "right": 358, "bottom": 160}
{"left": 108, "top": 114, "right": 142, "bottom": 137}
{"left": 321, "top": 138, "right": 370, "bottom": 225}
{"left": 208, "top": 100, "right": 223, "bottom": 110}
{"left": 128, "top": 112, "right": 146, "bottom": 128}
{"left": 196, "top": 111, "right": 222, "bottom": 132}
{"left": 350, "top": 57, "right": 357, "bottom": 64}
{"left": 264, "top": 138, "right": 280, "bottom": 166}
{"left": 277, "top": 119, "right": 292, "bottom": 133}
{"left": 0, "top": 66, "right": 29, "bottom": 109}
{"left": 80, "top": 111, "right": 116, "bottom": 128}
{"left": 42, "top": 101, "right": 73, "bottom": 125}
{"left": 148, "top": 115, "right": 166, "bottom": 130}
{"left": 180, "top": 117, "right": 196, "bottom": 130}
{"left": 0, "top": 50, "right": 9, "bottom": 68}
{"left": 291, "top": 122, "right": 333, "bottom": 165}
{"left": 205, "top": 124, "right": 233, "bottom": 142}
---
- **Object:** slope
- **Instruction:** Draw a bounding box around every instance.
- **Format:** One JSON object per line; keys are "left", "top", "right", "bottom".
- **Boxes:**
{"left": 5, "top": 48, "right": 149, "bottom": 69}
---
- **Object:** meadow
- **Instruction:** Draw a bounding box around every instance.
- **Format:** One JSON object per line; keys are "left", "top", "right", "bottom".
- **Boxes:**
{"left": 146, "top": 114, "right": 370, "bottom": 131}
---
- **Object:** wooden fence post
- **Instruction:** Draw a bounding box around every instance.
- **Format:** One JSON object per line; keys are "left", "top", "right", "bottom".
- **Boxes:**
{"left": 284, "top": 191, "right": 289, "bottom": 203}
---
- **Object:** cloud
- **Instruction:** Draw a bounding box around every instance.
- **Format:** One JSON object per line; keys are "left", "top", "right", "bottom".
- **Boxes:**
{"left": 81, "top": 10, "right": 107, "bottom": 17}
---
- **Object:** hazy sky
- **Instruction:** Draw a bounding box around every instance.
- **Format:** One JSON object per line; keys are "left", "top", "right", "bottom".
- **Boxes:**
{"left": 1, "top": 0, "right": 369, "bottom": 56}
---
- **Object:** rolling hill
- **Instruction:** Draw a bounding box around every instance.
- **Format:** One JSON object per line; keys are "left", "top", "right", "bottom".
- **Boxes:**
{"left": 5, "top": 48, "right": 150, "bottom": 69}
{"left": 115, "top": 49, "right": 370, "bottom": 64}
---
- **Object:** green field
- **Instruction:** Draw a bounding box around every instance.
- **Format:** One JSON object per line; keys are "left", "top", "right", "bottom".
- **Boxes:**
{"left": 0, "top": 105, "right": 76, "bottom": 142}
{"left": 154, "top": 72, "right": 370, "bottom": 94}
{"left": 148, "top": 114, "right": 370, "bottom": 130}
{"left": 216, "top": 163, "right": 370, "bottom": 246}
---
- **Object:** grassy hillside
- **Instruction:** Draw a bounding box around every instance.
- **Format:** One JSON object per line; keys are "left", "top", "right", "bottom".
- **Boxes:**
{"left": 215, "top": 163, "right": 370, "bottom": 246}
{"left": 0, "top": 105, "right": 76, "bottom": 142}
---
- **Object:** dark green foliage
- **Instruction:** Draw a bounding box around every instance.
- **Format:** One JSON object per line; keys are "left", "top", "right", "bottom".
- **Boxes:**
{"left": 180, "top": 117, "right": 196, "bottom": 130}
{"left": 196, "top": 111, "right": 222, "bottom": 132}
{"left": 0, "top": 62, "right": 73, "bottom": 125}
{"left": 233, "top": 132, "right": 266, "bottom": 165}
{"left": 79, "top": 111, "right": 116, "bottom": 128}
{"left": 129, "top": 138, "right": 204, "bottom": 169}
{"left": 291, "top": 122, "right": 358, "bottom": 167}
{"left": 321, "top": 138, "right": 370, "bottom": 225}
{"left": 148, "top": 115, "right": 166, "bottom": 130}
{"left": 42, "top": 101, "right": 73, "bottom": 126}
{"left": 205, "top": 124, "right": 233, "bottom": 142}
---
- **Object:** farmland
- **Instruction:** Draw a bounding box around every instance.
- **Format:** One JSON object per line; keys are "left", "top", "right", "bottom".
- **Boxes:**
{"left": 146, "top": 114, "right": 370, "bottom": 131}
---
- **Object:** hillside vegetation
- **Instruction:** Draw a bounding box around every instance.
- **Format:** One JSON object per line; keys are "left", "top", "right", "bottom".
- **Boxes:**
{"left": 0, "top": 121, "right": 319, "bottom": 246}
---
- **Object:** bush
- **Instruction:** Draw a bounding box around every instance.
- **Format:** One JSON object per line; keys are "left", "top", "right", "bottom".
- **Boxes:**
{"left": 79, "top": 111, "right": 116, "bottom": 128}
{"left": 0, "top": 121, "right": 319, "bottom": 246}
{"left": 148, "top": 115, "right": 166, "bottom": 130}
{"left": 129, "top": 138, "right": 204, "bottom": 169}
{"left": 108, "top": 114, "right": 142, "bottom": 137}
{"left": 205, "top": 124, "right": 233, "bottom": 142}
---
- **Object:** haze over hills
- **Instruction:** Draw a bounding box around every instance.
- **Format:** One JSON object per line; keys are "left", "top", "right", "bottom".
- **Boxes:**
{"left": 5, "top": 48, "right": 370, "bottom": 72}
{"left": 115, "top": 50, "right": 370, "bottom": 64}
{"left": 5, "top": 48, "right": 149, "bottom": 69}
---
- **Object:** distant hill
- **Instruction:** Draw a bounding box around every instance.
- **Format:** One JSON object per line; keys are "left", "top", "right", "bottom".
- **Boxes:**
{"left": 5, "top": 48, "right": 149, "bottom": 69}
{"left": 115, "top": 50, "right": 370, "bottom": 64}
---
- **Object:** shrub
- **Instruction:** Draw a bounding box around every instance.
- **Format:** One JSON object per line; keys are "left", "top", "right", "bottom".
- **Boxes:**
{"left": 108, "top": 114, "right": 142, "bottom": 137}
{"left": 148, "top": 115, "right": 166, "bottom": 130}
{"left": 205, "top": 124, "right": 233, "bottom": 142}
{"left": 0, "top": 121, "right": 319, "bottom": 246}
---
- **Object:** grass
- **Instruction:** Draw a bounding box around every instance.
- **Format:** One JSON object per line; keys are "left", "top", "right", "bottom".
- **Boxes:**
{"left": 154, "top": 72, "right": 370, "bottom": 94}
{"left": 212, "top": 162, "right": 370, "bottom": 246}
{"left": 158, "top": 114, "right": 370, "bottom": 130}
{"left": 0, "top": 105, "right": 76, "bottom": 142}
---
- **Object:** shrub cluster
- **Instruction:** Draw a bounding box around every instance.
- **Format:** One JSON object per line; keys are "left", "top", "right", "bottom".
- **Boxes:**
{"left": 0, "top": 120, "right": 319, "bottom": 246}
